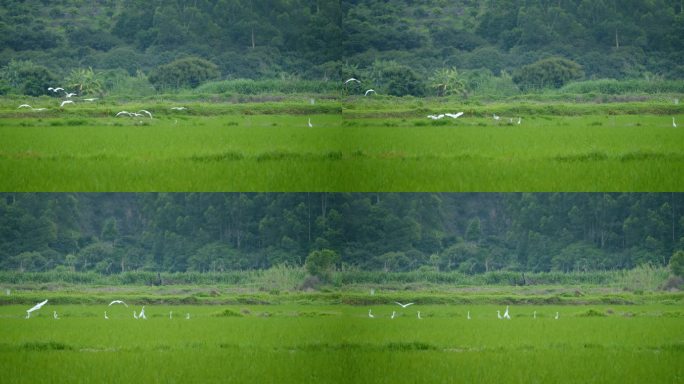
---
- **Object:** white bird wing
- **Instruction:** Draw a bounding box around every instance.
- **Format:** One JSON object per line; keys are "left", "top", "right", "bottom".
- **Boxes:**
{"left": 446, "top": 112, "right": 464, "bottom": 118}
{"left": 344, "top": 78, "right": 360, "bottom": 84}
{"left": 27, "top": 299, "right": 48, "bottom": 313}
{"left": 60, "top": 100, "right": 73, "bottom": 107}
{"left": 18, "top": 104, "right": 32, "bottom": 108}
{"left": 138, "top": 110, "right": 152, "bottom": 118}
{"left": 108, "top": 300, "right": 128, "bottom": 307}
{"left": 54, "top": 87, "right": 64, "bottom": 92}
{"left": 364, "top": 89, "right": 375, "bottom": 96}
{"left": 116, "top": 111, "right": 131, "bottom": 117}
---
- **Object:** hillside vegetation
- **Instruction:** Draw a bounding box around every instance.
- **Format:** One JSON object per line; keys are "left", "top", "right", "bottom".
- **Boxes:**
{"left": 1, "top": 1, "right": 683, "bottom": 98}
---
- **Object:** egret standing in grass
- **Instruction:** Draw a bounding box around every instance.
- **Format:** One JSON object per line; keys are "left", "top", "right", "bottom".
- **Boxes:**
{"left": 139, "top": 306, "right": 147, "bottom": 320}
{"left": 26, "top": 299, "right": 48, "bottom": 319}
{"left": 186, "top": 313, "right": 190, "bottom": 320}
{"left": 467, "top": 311, "right": 471, "bottom": 320}
{"left": 133, "top": 310, "right": 138, "bottom": 319}
{"left": 417, "top": 311, "right": 422, "bottom": 319}
{"left": 533, "top": 311, "right": 537, "bottom": 319}
{"left": 555, "top": 312, "right": 559, "bottom": 320}
{"left": 503, "top": 306, "right": 511, "bottom": 319}
{"left": 517, "top": 117, "right": 522, "bottom": 125}
{"left": 391, "top": 311, "right": 397, "bottom": 319}
{"left": 308, "top": 118, "right": 313, "bottom": 128}
{"left": 497, "top": 310, "right": 502, "bottom": 319}
{"left": 493, "top": 114, "right": 500, "bottom": 121}
{"left": 169, "top": 311, "right": 173, "bottom": 320}
{"left": 104, "top": 311, "right": 109, "bottom": 320}
{"left": 53, "top": 311, "right": 59, "bottom": 319}
{"left": 673, "top": 117, "right": 677, "bottom": 128}
{"left": 368, "top": 309, "right": 374, "bottom": 318}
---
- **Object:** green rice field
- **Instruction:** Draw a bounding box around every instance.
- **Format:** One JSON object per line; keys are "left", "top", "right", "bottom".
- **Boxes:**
{"left": 0, "top": 100, "right": 682, "bottom": 191}
{"left": 1, "top": 303, "right": 682, "bottom": 383}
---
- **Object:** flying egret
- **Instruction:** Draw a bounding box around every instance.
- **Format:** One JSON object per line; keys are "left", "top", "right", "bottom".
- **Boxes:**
{"left": 497, "top": 310, "right": 502, "bottom": 320}
{"left": 53, "top": 311, "right": 59, "bottom": 319}
{"left": 417, "top": 311, "right": 422, "bottom": 319}
{"left": 503, "top": 306, "right": 511, "bottom": 320}
{"left": 170, "top": 106, "right": 187, "bottom": 110}
{"left": 493, "top": 114, "right": 500, "bottom": 121}
{"left": 108, "top": 300, "right": 128, "bottom": 307}
{"left": 673, "top": 117, "right": 677, "bottom": 128}
{"left": 445, "top": 112, "right": 464, "bottom": 119}
{"left": 394, "top": 302, "right": 414, "bottom": 308}
{"left": 116, "top": 111, "right": 132, "bottom": 117}
{"left": 48, "top": 87, "right": 64, "bottom": 93}
{"left": 60, "top": 100, "right": 74, "bottom": 107}
{"left": 26, "top": 299, "right": 48, "bottom": 319}
{"left": 33, "top": 108, "right": 47, "bottom": 111}
{"left": 467, "top": 311, "right": 471, "bottom": 320}
{"left": 65, "top": 92, "right": 77, "bottom": 98}
{"left": 18, "top": 104, "right": 32, "bottom": 109}
{"left": 104, "top": 311, "right": 109, "bottom": 320}
{"left": 364, "top": 89, "right": 376, "bottom": 96}
{"left": 344, "top": 78, "right": 361, "bottom": 84}
{"left": 308, "top": 118, "right": 313, "bottom": 128}
{"left": 368, "top": 309, "right": 374, "bottom": 318}
{"left": 391, "top": 311, "right": 397, "bottom": 319}
{"left": 427, "top": 114, "right": 444, "bottom": 120}
{"left": 138, "top": 110, "right": 153, "bottom": 118}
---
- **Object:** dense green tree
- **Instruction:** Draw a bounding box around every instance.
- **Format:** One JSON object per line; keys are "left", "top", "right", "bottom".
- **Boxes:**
{"left": 513, "top": 57, "right": 584, "bottom": 90}
{"left": 148, "top": 57, "right": 220, "bottom": 90}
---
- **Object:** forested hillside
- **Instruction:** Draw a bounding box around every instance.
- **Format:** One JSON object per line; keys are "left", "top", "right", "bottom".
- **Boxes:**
{"left": 1, "top": 0, "right": 682, "bottom": 96}
{"left": 1, "top": 193, "right": 682, "bottom": 274}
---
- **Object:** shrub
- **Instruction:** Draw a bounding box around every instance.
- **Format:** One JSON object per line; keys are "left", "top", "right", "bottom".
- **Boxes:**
{"left": 669, "top": 250, "right": 684, "bottom": 278}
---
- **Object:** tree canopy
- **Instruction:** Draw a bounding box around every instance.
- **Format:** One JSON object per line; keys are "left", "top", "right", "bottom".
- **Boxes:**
{"left": 0, "top": 193, "right": 682, "bottom": 275}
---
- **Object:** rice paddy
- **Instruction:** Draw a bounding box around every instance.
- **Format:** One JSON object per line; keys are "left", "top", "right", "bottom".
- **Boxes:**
{"left": 1, "top": 302, "right": 682, "bottom": 383}
{"left": 0, "top": 100, "right": 682, "bottom": 191}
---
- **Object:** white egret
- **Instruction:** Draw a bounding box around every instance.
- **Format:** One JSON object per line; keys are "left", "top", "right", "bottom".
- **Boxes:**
{"left": 26, "top": 299, "right": 48, "bottom": 319}
{"left": 133, "top": 310, "right": 138, "bottom": 319}
{"left": 18, "top": 104, "right": 32, "bottom": 109}
{"left": 344, "top": 78, "right": 361, "bottom": 84}
{"left": 497, "top": 310, "right": 502, "bottom": 320}
{"left": 368, "top": 309, "right": 374, "bottom": 318}
{"left": 555, "top": 312, "right": 559, "bottom": 320}
{"left": 170, "top": 106, "right": 187, "bottom": 110}
{"left": 60, "top": 100, "right": 74, "bottom": 107}
{"left": 116, "top": 111, "right": 132, "bottom": 117}
{"left": 83, "top": 98, "right": 98, "bottom": 102}
{"left": 467, "top": 311, "right": 471, "bottom": 320}
{"left": 65, "top": 92, "right": 77, "bottom": 98}
{"left": 533, "top": 311, "right": 536, "bottom": 319}
{"left": 169, "top": 311, "right": 173, "bottom": 320}
{"left": 364, "top": 89, "right": 376, "bottom": 96}
{"left": 417, "top": 311, "right": 422, "bottom": 319}
{"left": 445, "top": 112, "right": 464, "bottom": 119}
{"left": 53, "top": 311, "right": 59, "bottom": 319}
{"left": 391, "top": 311, "right": 397, "bottom": 319}
{"left": 104, "top": 311, "right": 109, "bottom": 320}
{"left": 138, "top": 110, "right": 153, "bottom": 118}
{"left": 139, "top": 306, "right": 147, "bottom": 320}
{"left": 673, "top": 117, "right": 677, "bottom": 128}
{"left": 493, "top": 114, "right": 500, "bottom": 121}
{"left": 186, "top": 313, "right": 190, "bottom": 320}
{"left": 48, "top": 87, "right": 64, "bottom": 93}
{"left": 503, "top": 306, "right": 511, "bottom": 320}
{"left": 308, "top": 118, "right": 313, "bottom": 128}
{"left": 517, "top": 117, "right": 522, "bottom": 125}
{"left": 427, "top": 114, "right": 444, "bottom": 120}
{"left": 394, "top": 302, "right": 414, "bottom": 308}
{"left": 33, "top": 108, "right": 47, "bottom": 111}
{"left": 108, "top": 300, "right": 128, "bottom": 307}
